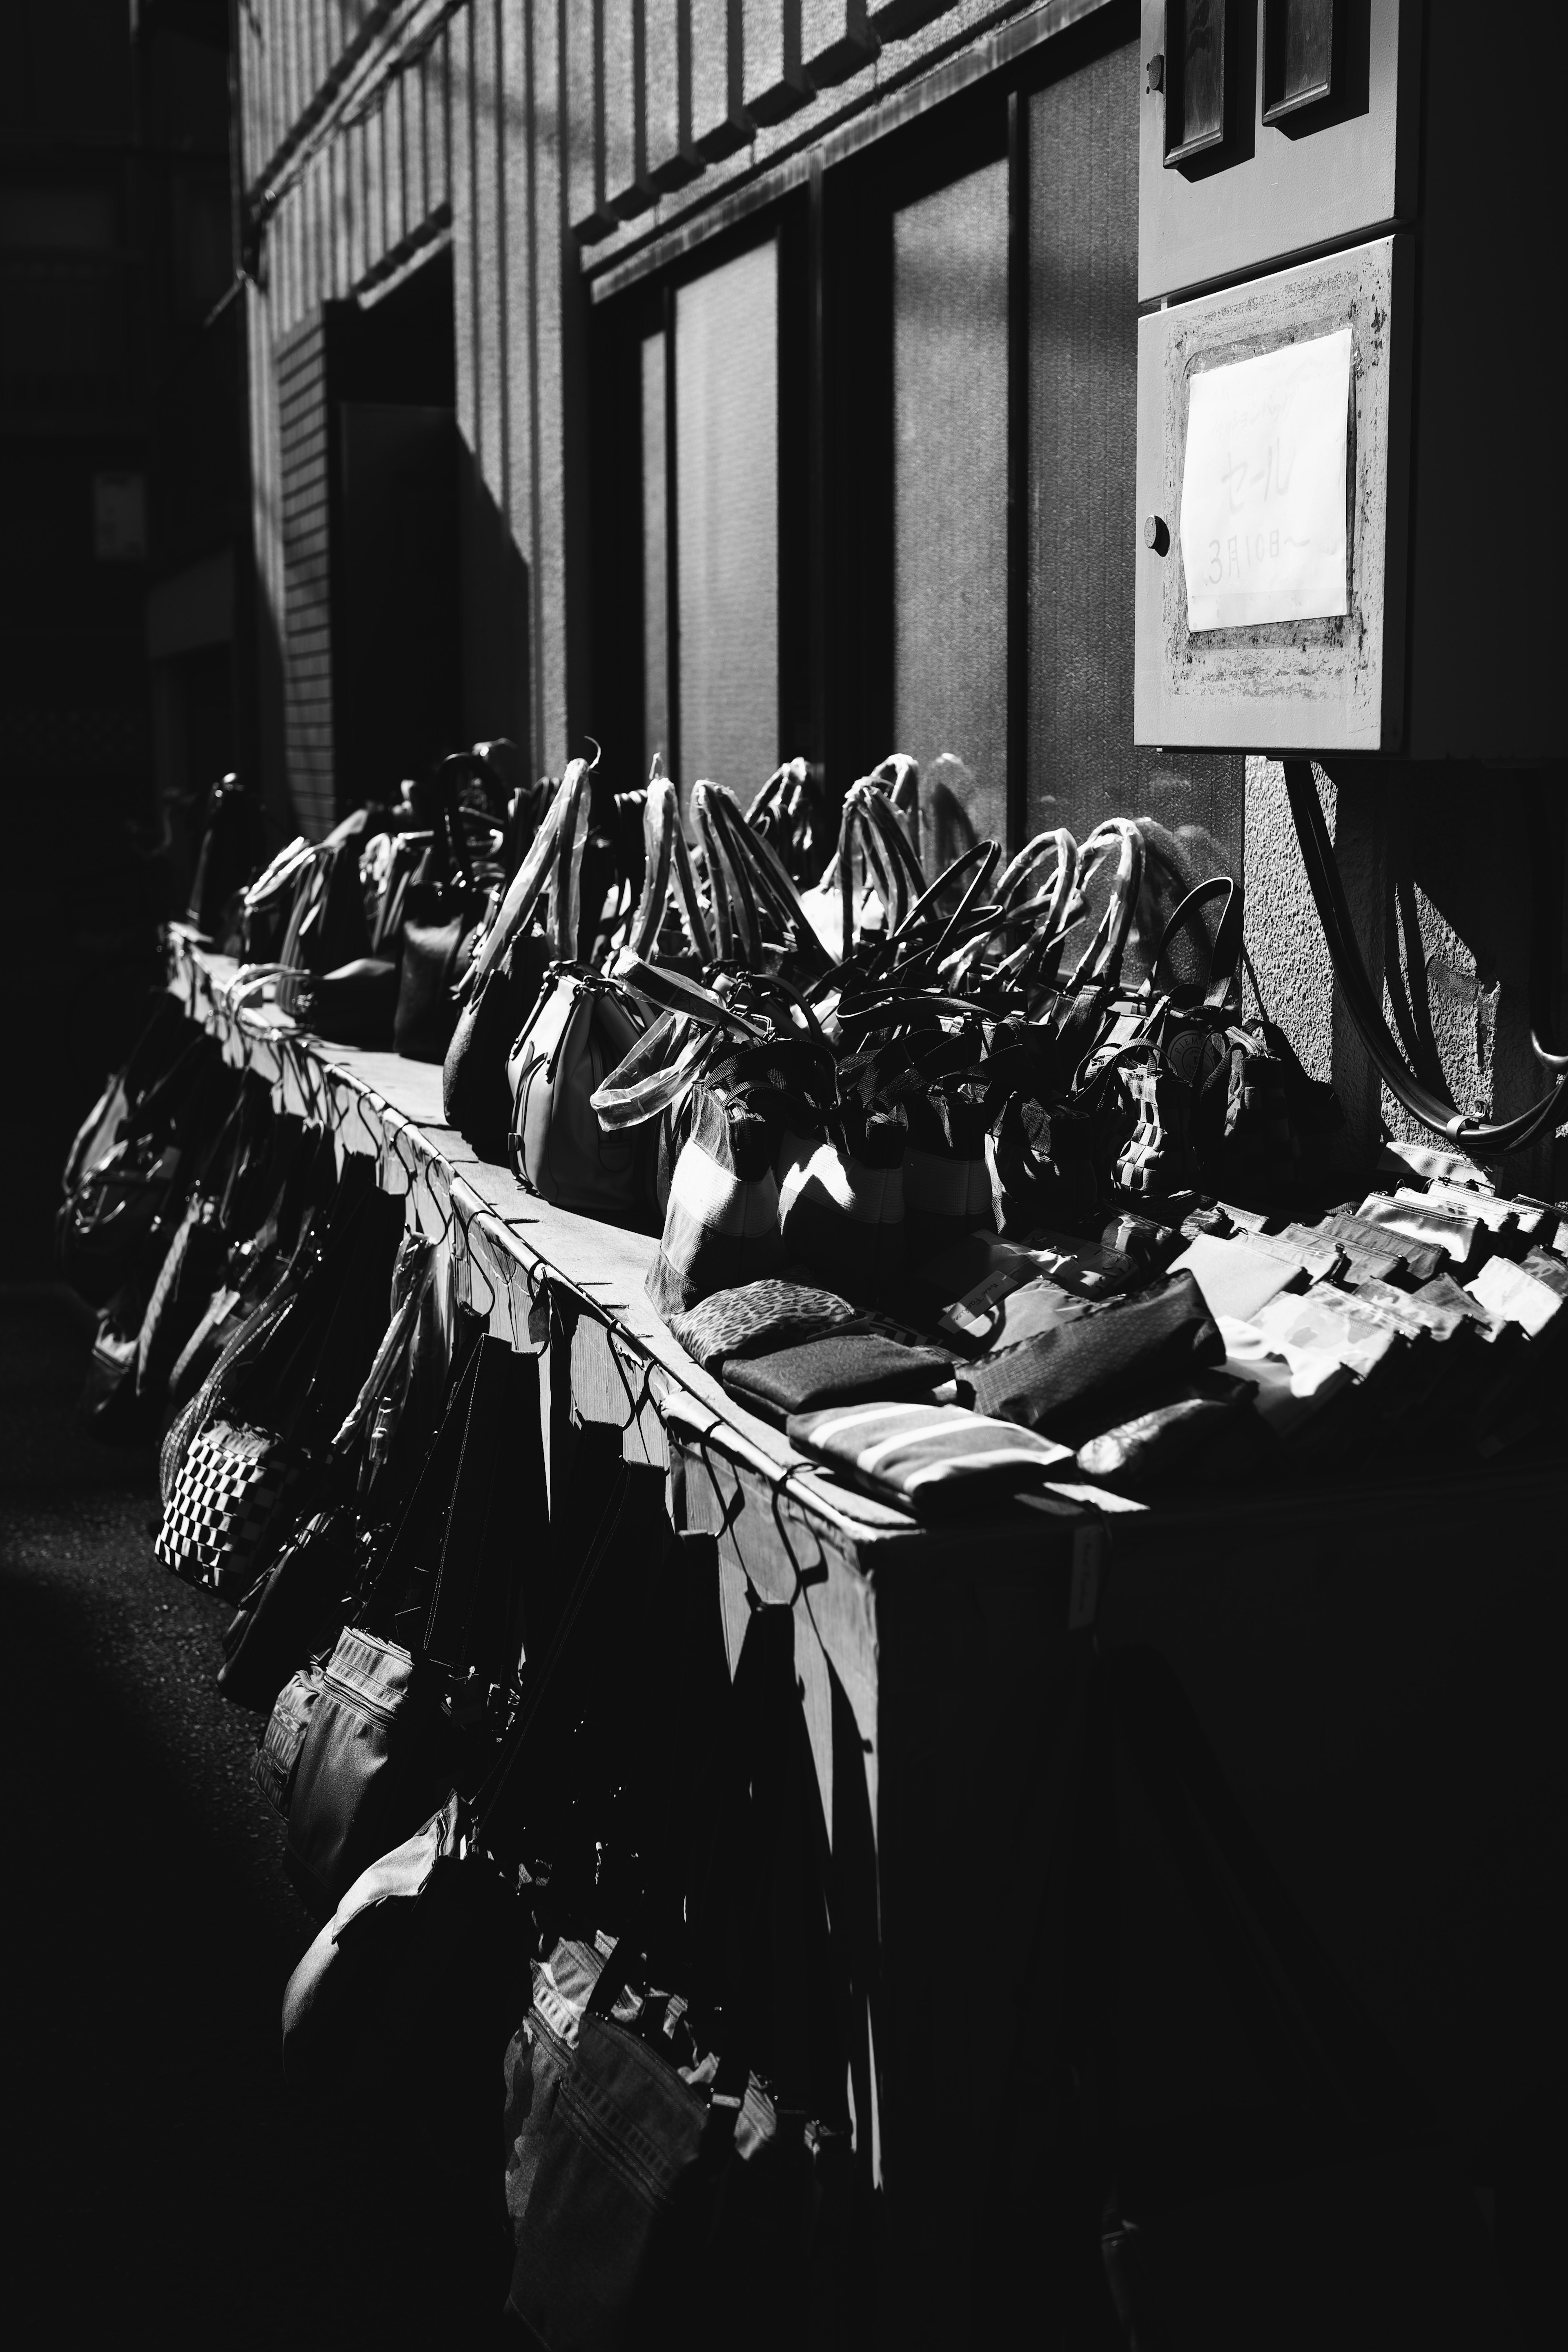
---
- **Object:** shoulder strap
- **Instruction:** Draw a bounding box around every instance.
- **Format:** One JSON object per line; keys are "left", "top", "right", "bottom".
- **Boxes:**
{"left": 1150, "top": 874, "right": 1243, "bottom": 1012}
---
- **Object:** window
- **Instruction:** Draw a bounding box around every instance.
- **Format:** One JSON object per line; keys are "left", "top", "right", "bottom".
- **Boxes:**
{"left": 655, "top": 237, "right": 780, "bottom": 808}
{"left": 891, "top": 158, "right": 1010, "bottom": 864}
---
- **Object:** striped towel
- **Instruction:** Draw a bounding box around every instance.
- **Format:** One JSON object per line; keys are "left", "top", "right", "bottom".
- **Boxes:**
{"left": 787, "top": 1398, "right": 1074, "bottom": 1515}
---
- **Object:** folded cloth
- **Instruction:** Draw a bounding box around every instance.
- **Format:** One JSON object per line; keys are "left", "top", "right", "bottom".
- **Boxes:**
{"left": 722, "top": 1332, "right": 953, "bottom": 1423}
{"left": 787, "top": 1398, "right": 1073, "bottom": 1517}
{"left": 969, "top": 1270, "right": 1223, "bottom": 1434}
{"left": 668, "top": 1278, "right": 859, "bottom": 1374}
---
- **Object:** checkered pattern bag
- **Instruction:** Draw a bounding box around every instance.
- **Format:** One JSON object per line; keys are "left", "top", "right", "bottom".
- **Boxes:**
{"left": 154, "top": 1417, "right": 303, "bottom": 1597}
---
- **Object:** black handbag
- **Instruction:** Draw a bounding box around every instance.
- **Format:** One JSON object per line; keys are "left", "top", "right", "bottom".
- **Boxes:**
{"left": 442, "top": 760, "right": 592, "bottom": 1155}
{"left": 274, "top": 1439, "right": 677, "bottom": 2117}
{"left": 78, "top": 1074, "right": 271, "bottom": 1442}
{"left": 394, "top": 753, "right": 506, "bottom": 1063}
{"left": 505, "top": 1601, "right": 855, "bottom": 2352}
{"left": 186, "top": 771, "right": 263, "bottom": 946}
{"left": 154, "top": 1165, "right": 405, "bottom": 1597}
{"left": 62, "top": 992, "right": 194, "bottom": 1202}
{"left": 270, "top": 1334, "right": 532, "bottom": 1916}
{"left": 216, "top": 1232, "right": 439, "bottom": 1711}
{"left": 58, "top": 1026, "right": 235, "bottom": 1310}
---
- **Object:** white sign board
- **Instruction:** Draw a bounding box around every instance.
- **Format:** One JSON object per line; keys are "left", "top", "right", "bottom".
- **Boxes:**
{"left": 1180, "top": 327, "right": 1352, "bottom": 631}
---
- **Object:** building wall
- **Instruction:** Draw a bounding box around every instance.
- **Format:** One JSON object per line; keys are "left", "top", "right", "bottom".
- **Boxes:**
{"left": 236, "top": 0, "right": 1086, "bottom": 818}
{"left": 237, "top": 2, "right": 1568, "bottom": 1193}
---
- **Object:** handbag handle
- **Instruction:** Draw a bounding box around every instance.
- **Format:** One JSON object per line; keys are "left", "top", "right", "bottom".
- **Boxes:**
{"left": 467, "top": 757, "right": 592, "bottom": 990}
{"left": 693, "top": 779, "right": 763, "bottom": 968}
{"left": 625, "top": 767, "right": 678, "bottom": 960}
{"left": 838, "top": 778, "right": 928, "bottom": 957}
{"left": 698, "top": 779, "right": 833, "bottom": 977}
{"left": 1060, "top": 817, "right": 1146, "bottom": 992}
{"left": 1149, "top": 874, "right": 1243, "bottom": 1013}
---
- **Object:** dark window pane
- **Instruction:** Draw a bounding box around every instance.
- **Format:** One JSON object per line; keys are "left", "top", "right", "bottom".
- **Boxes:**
{"left": 891, "top": 157, "right": 1009, "bottom": 862}
{"left": 675, "top": 239, "right": 779, "bottom": 804}
{"left": 1167, "top": 0, "right": 1228, "bottom": 160}
{"left": 641, "top": 328, "right": 668, "bottom": 777}
{"left": 1267, "top": 0, "right": 1336, "bottom": 117}
{"left": 1285, "top": 0, "right": 1334, "bottom": 96}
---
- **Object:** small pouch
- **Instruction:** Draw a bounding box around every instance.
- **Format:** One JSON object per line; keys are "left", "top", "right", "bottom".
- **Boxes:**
{"left": 969, "top": 1270, "right": 1223, "bottom": 1435}
{"left": 722, "top": 1332, "right": 952, "bottom": 1424}
{"left": 668, "top": 1277, "right": 859, "bottom": 1374}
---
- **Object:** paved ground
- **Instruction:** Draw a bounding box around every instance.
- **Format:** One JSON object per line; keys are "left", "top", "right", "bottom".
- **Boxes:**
{"left": 0, "top": 1292, "right": 508, "bottom": 2348}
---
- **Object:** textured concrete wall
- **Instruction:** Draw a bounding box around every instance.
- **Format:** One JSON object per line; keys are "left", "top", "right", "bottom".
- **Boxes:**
{"left": 1247, "top": 757, "right": 1567, "bottom": 1200}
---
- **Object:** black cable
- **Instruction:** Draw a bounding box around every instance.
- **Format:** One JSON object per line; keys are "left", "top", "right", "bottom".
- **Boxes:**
{"left": 1283, "top": 762, "right": 1568, "bottom": 1156}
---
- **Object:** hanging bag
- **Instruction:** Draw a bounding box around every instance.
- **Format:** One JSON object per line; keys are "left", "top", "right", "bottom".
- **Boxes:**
{"left": 154, "top": 1169, "right": 405, "bottom": 1597}
{"left": 215, "top": 1232, "right": 439, "bottom": 1712}
{"left": 394, "top": 753, "right": 506, "bottom": 1062}
{"left": 269, "top": 1335, "right": 531, "bottom": 1917}
{"left": 443, "top": 757, "right": 593, "bottom": 1154}
{"left": 505, "top": 1602, "right": 847, "bottom": 2352}
{"left": 506, "top": 965, "right": 653, "bottom": 1222}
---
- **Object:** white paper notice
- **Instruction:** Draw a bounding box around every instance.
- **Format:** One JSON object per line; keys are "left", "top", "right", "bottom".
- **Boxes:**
{"left": 1180, "top": 327, "right": 1352, "bottom": 631}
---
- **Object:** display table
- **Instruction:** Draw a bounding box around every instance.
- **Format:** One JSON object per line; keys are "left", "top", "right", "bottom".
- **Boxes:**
{"left": 169, "top": 928, "right": 1114, "bottom": 2332}
{"left": 167, "top": 929, "right": 1567, "bottom": 2336}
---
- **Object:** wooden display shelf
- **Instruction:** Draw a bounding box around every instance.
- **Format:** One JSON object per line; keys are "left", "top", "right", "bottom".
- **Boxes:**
{"left": 167, "top": 928, "right": 1105, "bottom": 2336}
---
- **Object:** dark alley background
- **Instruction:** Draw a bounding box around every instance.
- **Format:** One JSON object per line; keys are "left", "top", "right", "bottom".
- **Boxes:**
{"left": 0, "top": 1289, "right": 508, "bottom": 2345}
{"left": 2, "top": 2, "right": 243, "bottom": 1279}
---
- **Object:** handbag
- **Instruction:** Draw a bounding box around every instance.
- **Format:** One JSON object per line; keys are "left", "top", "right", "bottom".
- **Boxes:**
{"left": 58, "top": 1027, "right": 235, "bottom": 1309}
{"left": 185, "top": 771, "right": 263, "bottom": 946}
{"left": 163, "top": 1118, "right": 330, "bottom": 1414}
{"left": 744, "top": 756, "right": 838, "bottom": 889}
{"left": 277, "top": 1442, "right": 675, "bottom": 2111}
{"left": 271, "top": 1335, "right": 532, "bottom": 1916}
{"left": 78, "top": 1075, "right": 269, "bottom": 1441}
{"left": 394, "top": 753, "right": 507, "bottom": 1062}
{"left": 155, "top": 1169, "right": 405, "bottom": 1596}
{"left": 505, "top": 1602, "right": 852, "bottom": 2352}
{"left": 62, "top": 992, "right": 194, "bottom": 1202}
{"left": 216, "top": 1232, "right": 439, "bottom": 1711}
{"left": 506, "top": 965, "right": 652, "bottom": 1222}
{"left": 443, "top": 759, "right": 592, "bottom": 1155}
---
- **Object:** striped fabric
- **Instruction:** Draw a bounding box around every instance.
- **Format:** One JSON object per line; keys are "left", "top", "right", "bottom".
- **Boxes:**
{"left": 787, "top": 1397, "right": 1073, "bottom": 1513}
{"left": 646, "top": 1087, "right": 786, "bottom": 1319}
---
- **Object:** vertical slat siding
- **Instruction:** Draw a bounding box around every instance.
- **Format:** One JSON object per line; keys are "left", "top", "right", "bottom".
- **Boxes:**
{"left": 472, "top": 0, "right": 507, "bottom": 515}
{"left": 689, "top": 0, "right": 750, "bottom": 158}
{"left": 602, "top": 0, "right": 648, "bottom": 220}
{"left": 432, "top": 26, "right": 452, "bottom": 217}
{"left": 365, "top": 89, "right": 385, "bottom": 275}
{"left": 537, "top": 0, "right": 569, "bottom": 768}
{"left": 645, "top": 0, "right": 698, "bottom": 189}
{"left": 245, "top": 0, "right": 980, "bottom": 832}
{"left": 404, "top": 49, "right": 426, "bottom": 233}
{"left": 276, "top": 312, "right": 337, "bottom": 835}
{"left": 386, "top": 68, "right": 407, "bottom": 251}
{"left": 566, "top": 0, "right": 610, "bottom": 240}
{"left": 741, "top": 0, "right": 813, "bottom": 126}
{"left": 501, "top": 0, "right": 540, "bottom": 768}
{"left": 801, "top": 0, "right": 879, "bottom": 87}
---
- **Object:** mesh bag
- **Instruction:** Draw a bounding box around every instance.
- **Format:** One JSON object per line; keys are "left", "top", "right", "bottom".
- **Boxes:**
{"left": 154, "top": 1417, "right": 303, "bottom": 1596}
